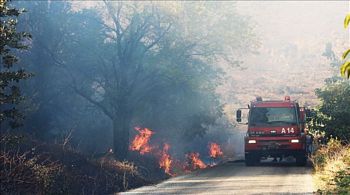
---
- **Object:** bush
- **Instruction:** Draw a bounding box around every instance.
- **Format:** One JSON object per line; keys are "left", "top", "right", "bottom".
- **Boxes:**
{"left": 0, "top": 150, "right": 63, "bottom": 194}
{"left": 311, "top": 81, "right": 350, "bottom": 142}
{"left": 311, "top": 138, "right": 350, "bottom": 194}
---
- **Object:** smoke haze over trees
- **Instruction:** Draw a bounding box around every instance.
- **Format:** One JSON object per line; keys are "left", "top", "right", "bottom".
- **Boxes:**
{"left": 9, "top": 1, "right": 258, "bottom": 159}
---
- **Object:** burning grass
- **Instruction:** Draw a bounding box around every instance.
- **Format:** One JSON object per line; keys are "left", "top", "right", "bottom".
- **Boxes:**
{"left": 209, "top": 142, "right": 223, "bottom": 158}
{"left": 129, "top": 126, "right": 224, "bottom": 176}
{"left": 311, "top": 138, "right": 350, "bottom": 194}
{"left": 0, "top": 128, "right": 227, "bottom": 193}
{"left": 186, "top": 152, "right": 207, "bottom": 169}
{"left": 129, "top": 127, "right": 154, "bottom": 155}
{"left": 159, "top": 143, "right": 174, "bottom": 176}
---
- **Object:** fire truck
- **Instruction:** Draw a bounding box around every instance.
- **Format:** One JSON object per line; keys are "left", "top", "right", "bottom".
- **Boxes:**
{"left": 236, "top": 96, "right": 308, "bottom": 166}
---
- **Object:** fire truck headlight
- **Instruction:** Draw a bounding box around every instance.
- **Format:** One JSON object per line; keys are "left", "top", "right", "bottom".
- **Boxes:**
{"left": 248, "top": 140, "right": 256, "bottom": 144}
{"left": 291, "top": 139, "right": 299, "bottom": 143}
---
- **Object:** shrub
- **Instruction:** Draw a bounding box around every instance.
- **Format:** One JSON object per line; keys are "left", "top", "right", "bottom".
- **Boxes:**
{"left": 311, "top": 138, "right": 350, "bottom": 194}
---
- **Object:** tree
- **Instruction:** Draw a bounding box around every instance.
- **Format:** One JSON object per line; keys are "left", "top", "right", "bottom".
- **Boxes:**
{"left": 14, "top": 1, "right": 82, "bottom": 139}
{"left": 68, "top": 1, "right": 215, "bottom": 159}
{"left": 59, "top": 1, "right": 225, "bottom": 159}
{"left": 0, "top": 0, "right": 31, "bottom": 130}
{"left": 63, "top": 1, "right": 257, "bottom": 159}
{"left": 310, "top": 81, "right": 350, "bottom": 141}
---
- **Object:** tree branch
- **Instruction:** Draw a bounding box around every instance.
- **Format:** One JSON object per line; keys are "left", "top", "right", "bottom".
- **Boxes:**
{"left": 71, "top": 85, "right": 113, "bottom": 119}
{"left": 144, "top": 23, "right": 172, "bottom": 52}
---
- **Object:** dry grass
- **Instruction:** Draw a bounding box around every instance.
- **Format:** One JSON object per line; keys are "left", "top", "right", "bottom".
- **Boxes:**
{"left": 0, "top": 133, "right": 149, "bottom": 194}
{"left": 97, "top": 156, "right": 138, "bottom": 175}
{"left": 0, "top": 150, "right": 63, "bottom": 194}
{"left": 311, "top": 139, "right": 350, "bottom": 194}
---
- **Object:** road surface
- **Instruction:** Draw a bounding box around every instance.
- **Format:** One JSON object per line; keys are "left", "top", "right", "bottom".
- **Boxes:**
{"left": 121, "top": 159, "right": 315, "bottom": 194}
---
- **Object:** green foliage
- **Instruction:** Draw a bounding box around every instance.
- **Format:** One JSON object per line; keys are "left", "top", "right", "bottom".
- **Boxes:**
{"left": 310, "top": 81, "right": 350, "bottom": 141}
{"left": 334, "top": 168, "right": 350, "bottom": 194}
{"left": 340, "top": 13, "right": 350, "bottom": 79}
{"left": 340, "top": 61, "right": 350, "bottom": 79}
{"left": 0, "top": 0, "right": 32, "bottom": 129}
{"left": 344, "top": 13, "right": 350, "bottom": 29}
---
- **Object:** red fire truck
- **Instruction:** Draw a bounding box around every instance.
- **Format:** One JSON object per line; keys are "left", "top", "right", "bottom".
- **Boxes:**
{"left": 236, "top": 96, "right": 307, "bottom": 166}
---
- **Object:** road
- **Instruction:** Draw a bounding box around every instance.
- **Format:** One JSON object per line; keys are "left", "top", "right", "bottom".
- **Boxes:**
{"left": 120, "top": 159, "right": 315, "bottom": 195}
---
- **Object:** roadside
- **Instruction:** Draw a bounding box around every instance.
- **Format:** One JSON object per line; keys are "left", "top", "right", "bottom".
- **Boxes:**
{"left": 310, "top": 139, "right": 350, "bottom": 194}
{"left": 121, "top": 160, "right": 314, "bottom": 194}
{"left": 0, "top": 133, "right": 150, "bottom": 194}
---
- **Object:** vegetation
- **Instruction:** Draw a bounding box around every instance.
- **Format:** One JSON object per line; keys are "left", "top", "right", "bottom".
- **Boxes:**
{"left": 309, "top": 81, "right": 350, "bottom": 141}
{"left": 310, "top": 14, "right": 350, "bottom": 193}
{"left": 341, "top": 13, "right": 350, "bottom": 79}
{"left": 0, "top": 133, "right": 148, "bottom": 194}
{"left": 311, "top": 139, "right": 350, "bottom": 194}
{"left": 0, "top": 0, "right": 32, "bottom": 129}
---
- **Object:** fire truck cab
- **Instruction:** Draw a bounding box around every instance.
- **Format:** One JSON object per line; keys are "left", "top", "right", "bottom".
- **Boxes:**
{"left": 236, "top": 96, "right": 307, "bottom": 166}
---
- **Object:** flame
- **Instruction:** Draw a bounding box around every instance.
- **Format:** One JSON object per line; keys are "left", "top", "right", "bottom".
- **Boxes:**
{"left": 186, "top": 152, "right": 207, "bottom": 169}
{"left": 129, "top": 126, "right": 226, "bottom": 175}
{"left": 209, "top": 142, "right": 223, "bottom": 158}
{"left": 159, "top": 143, "right": 174, "bottom": 176}
{"left": 129, "top": 127, "right": 154, "bottom": 154}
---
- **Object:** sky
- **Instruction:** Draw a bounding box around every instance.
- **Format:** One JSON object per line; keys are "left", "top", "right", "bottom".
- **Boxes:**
{"left": 237, "top": 1, "right": 349, "bottom": 47}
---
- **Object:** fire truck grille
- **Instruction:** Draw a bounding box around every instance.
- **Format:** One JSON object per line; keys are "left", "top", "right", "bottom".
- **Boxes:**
{"left": 259, "top": 140, "right": 287, "bottom": 143}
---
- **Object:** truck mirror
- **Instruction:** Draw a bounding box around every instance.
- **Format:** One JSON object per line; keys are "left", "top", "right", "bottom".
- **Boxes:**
{"left": 236, "top": 109, "right": 242, "bottom": 122}
{"left": 305, "top": 109, "right": 316, "bottom": 118}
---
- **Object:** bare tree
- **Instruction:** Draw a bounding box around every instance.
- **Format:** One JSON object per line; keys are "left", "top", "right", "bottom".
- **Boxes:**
{"left": 70, "top": 1, "right": 174, "bottom": 159}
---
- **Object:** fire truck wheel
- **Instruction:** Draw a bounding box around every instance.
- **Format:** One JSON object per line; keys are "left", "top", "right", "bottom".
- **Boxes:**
{"left": 245, "top": 154, "right": 259, "bottom": 166}
{"left": 295, "top": 154, "right": 307, "bottom": 166}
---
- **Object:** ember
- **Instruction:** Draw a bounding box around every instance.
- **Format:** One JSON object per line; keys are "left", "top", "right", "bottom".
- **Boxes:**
{"left": 129, "top": 127, "right": 154, "bottom": 154}
{"left": 209, "top": 142, "right": 223, "bottom": 158}
{"left": 186, "top": 152, "right": 207, "bottom": 169}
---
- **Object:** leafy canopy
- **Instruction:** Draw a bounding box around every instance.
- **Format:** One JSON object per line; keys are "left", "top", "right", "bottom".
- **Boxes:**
{"left": 340, "top": 13, "right": 350, "bottom": 79}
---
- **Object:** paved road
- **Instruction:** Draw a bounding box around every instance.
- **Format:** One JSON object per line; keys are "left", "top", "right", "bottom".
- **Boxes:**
{"left": 121, "top": 159, "right": 315, "bottom": 195}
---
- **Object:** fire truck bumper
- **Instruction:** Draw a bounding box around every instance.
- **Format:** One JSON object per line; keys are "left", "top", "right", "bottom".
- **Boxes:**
{"left": 244, "top": 137, "right": 306, "bottom": 157}
{"left": 245, "top": 149, "right": 306, "bottom": 157}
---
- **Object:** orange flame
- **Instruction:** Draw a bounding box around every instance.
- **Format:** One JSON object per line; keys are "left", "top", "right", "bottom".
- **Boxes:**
{"left": 159, "top": 143, "right": 174, "bottom": 176}
{"left": 209, "top": 142, "right": 223, "bottom": 158}
{"left": 129, "top": 127, "right": 154, "bottom": 154}
{"left": 186, "top": 152, "right": 207, "bottom": 169}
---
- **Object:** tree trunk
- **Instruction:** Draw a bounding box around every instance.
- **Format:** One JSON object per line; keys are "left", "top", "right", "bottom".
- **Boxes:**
{"left": 112, "top": 115, "right": 131, "bottom": 160}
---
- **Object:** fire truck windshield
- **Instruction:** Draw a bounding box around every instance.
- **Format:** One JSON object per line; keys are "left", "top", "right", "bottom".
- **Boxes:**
{"left": 249, "top": 107, "right": 297, "bottom": 126}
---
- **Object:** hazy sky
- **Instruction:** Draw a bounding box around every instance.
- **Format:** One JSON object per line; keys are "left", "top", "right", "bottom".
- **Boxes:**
{"left": 237, "top": 1, "right": 350, "bottom": 58}
{"left": 223, "top": 1, "right": 349, "bottom": 107}
{"left": 237, "top": 1, "right": 349, "bottom": 45}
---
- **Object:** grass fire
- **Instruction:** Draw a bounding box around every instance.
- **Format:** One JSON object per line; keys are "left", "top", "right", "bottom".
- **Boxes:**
{"left": 129, "top": 127, "right": 154, "bottom": 155}
{"left": 159, "top": 143, "right": 174, "bottom": 176}
{"left": 209, "top": 142, "right": 224, "bottom": 158}
{"left": 186, "top": 152, "right": 207, "bottom": 169}
{"left": 129, "top": 126, "right": 224, "bottom": 176}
